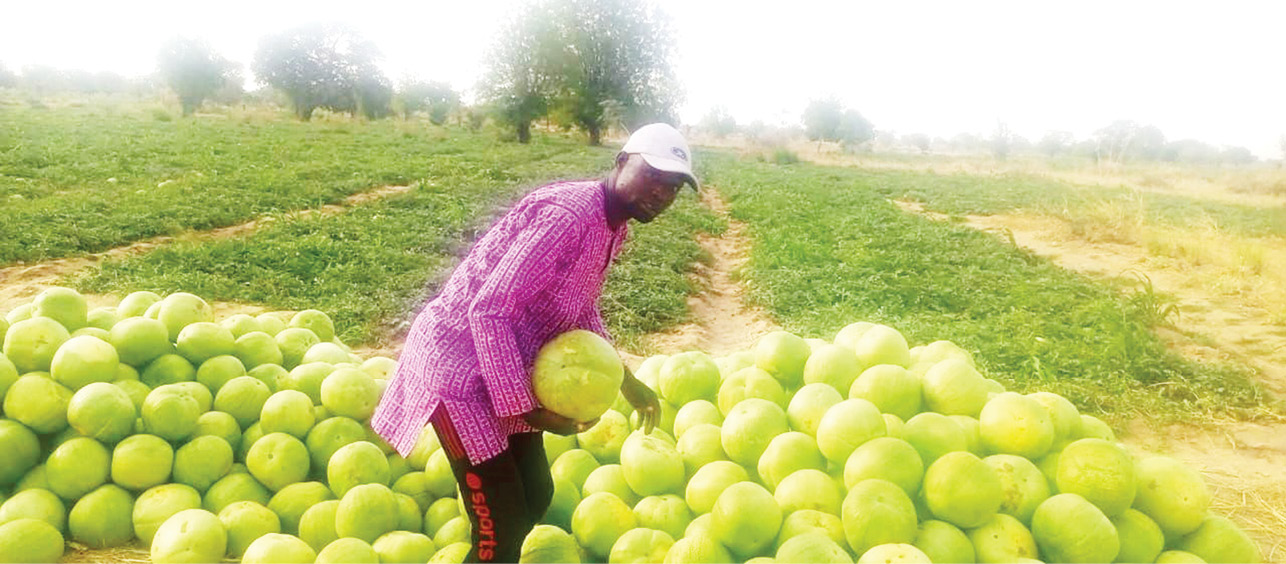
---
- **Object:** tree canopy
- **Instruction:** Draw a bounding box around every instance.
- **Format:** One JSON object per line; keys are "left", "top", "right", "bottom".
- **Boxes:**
{"left": 481, "top": 0, "right": 680, "bottom": 144}
{"left": 699, "top": 106, "right": 737, "bottom": 138}
{"left": 253, "top": 24, "right": 391, "bottom": 121}
{"left": 158, "top": 37, "right": 235, "bottom": 115}
{"left": 0, "top": 62, "right": 16, "bottom": 89}
{"left": 479, "top": 3, "right": 562, "bottom": 143}
{"left": 398, "top": 80, "right": 460, "bottom": 124}
{"left": 803, "top": 98, "right": 874, "bottom": 147}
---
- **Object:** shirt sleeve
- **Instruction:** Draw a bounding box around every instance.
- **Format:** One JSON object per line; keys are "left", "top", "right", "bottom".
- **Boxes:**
{"left": 468, "top": 204, "right": 582, "bottom": 417}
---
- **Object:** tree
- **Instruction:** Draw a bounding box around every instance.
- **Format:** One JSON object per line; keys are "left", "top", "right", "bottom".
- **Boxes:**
{"left": 1010, "top": 135, "right": 1033, "bottom": 154}
{"left": 1129, "top": 125, "right": 1166, "bottom": 161}
{"left": 549, "top": 0, "right": 680, "bottom": 145}
{"left": 482, "top": 0, "right": 679, "bottom": 145}
{"left": 211, "top": 64, "right": 245, "bottom": 105}
{"left": 1037, "top": 131, "right": 1073, "bottom": 158}
{"left": 949, "top": 133, "right": 984, "bottom": 154}
{"left": 479, "top": 2, "right": 563, "bottom": 143}
{"left": 1093, "top": 120, "right": 1173, "bottom": 163}
{"left": 253, "top": 24, "right": 390, "bottom": 121}
{"left": 424, "top": 84, "right": 460, "bottom": 125}
{"left": 903, "top": 133, "right": 931, "bottom": 154}
{"left": 1161, "top": 139, "right": 1214, "bottom": 164}
{"left": 398, "top": 80, "right": 459, "bottom": 124}
{"left": 1219, "top": 146, "right": 1256, "bottom": 166}
{"left": 158, "top": 38, "right": 233, "bottom": 115}
{"left": 699, "top": 106, "right": 737, "bottom": 138}
{"left": 801, "top": 99, "right": 873, "bottom": 148}
{"left": 991, "top": 121, "right": 1013, "bottom": 160}
{"left": 355, "top": 72, "right": 394, "bottom": 120}
{"left": 21, "top": 65, "right": 66, "bottom": 94}
{"left": 1091, "top": 121, "right": 1170, "bottom": 163}
{"left": 802, "top": 98, "right": 843, "bottom": 142}
{"left": 0, "top": 62, "right": 16, "bottom": 88}
{"left": 837, "top": 109, "right": 874, "bottom": 147}
{"left": 88, "top": 72, "right": 129, "bottom": 93}
{"left": 1092, "top": 120, "right": 1136, "bottom": 163}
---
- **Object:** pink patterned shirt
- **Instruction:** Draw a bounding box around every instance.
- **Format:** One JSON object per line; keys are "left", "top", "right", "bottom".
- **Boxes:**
{"left": 372, "top": 180, "right": 628, "bottom": 464}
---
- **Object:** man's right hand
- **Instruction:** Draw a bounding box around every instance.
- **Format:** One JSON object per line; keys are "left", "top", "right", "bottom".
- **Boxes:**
{"left": 524, "top": 407, "right": 598, "bottom": 436}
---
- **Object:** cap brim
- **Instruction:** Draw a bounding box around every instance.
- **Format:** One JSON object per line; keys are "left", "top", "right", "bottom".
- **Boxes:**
{"left": 639, "top": 154, "right": 699, "bottom": 191}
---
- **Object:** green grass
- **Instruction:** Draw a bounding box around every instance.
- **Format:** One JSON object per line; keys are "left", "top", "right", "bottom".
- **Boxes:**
{"left": 860, "top": 168, "right": 1286, "bottom": 237}
{"left": 16, "top": 95, "right": 1268, "bottom": 418}
{"left": 0, "top": 95, "right": 722, "bottom": 350}
{"left": 705, "top": 153, "right": 1270, "bottom": 419}
{"left": 65, "top": 124, "right": 725, "bottom": 350}
{"left": 603, "top": 193, "right": 727, "bottom": 353}
{"left": 0, "top": 93, "right": 568, "bottom": 265}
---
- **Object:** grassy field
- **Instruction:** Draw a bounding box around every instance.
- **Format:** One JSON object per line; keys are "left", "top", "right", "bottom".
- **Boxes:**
{"left": 4, "top": 98, "right": 1281, "bottom": 563}
{"left": 734, "top": 143, "right": 1286, "bottom": 301}
{"left": 769, "top": 161, "right": 1286, "bottom": 239}
{"left": 0, "top": 96, "right": 724, "bottom": 353}
{"left": 703, "top": 152, "right": 1271, "bottom": 419}
{"left": 0, "top": 93, "right": 570, "bottom": 265}
{"left": 4, "top": 97, "right": 1277, "bottom": 420}
{"left": 72, "top": 159, "right": 725, "bottom": 353}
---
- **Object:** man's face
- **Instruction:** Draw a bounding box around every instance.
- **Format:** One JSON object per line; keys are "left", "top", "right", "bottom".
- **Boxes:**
{"left": 614, "top": 153, "right": 688, "bottom": 223}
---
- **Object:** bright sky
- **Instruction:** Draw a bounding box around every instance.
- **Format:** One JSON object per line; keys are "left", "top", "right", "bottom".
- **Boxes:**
{"left": 5, "top": 0, "right": 1284, "bottom": 158}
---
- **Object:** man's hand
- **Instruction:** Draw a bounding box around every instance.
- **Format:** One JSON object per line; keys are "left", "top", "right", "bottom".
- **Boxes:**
{"left": 621, "top": 367, "right": 661, "bottom": 434}
{"left": 524, "top": 407, "right": 598, "bottom": 436}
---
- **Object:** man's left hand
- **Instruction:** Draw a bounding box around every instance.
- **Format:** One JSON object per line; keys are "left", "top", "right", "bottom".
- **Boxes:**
{"left": 621, "top": 367, "right": 661, "bottom": 434}
{"left": 525, "top": 407, "right": 598, "bottom": 436}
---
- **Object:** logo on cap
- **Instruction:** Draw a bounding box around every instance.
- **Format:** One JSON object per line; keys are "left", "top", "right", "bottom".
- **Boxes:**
{"left": 671, "top": 147, "right": 688, "bottom": 161}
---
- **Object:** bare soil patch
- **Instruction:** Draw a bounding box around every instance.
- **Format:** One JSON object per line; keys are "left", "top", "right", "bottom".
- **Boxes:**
{"left": 642, "top": 187, "right": 780, "bottom": 358}
{"left": 351, "top": 342, "right": 405, "bottom": 362}
{"left": 61, "top": 545, "right": 149, "bottom": 563}
{"left": 1123, "top": 420, "right": 1286, "bottom": 561}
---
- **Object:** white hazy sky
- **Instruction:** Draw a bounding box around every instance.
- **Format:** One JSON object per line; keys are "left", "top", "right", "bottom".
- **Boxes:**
{"left": 5, "top": 0, "right": 1284, "bottom": 158}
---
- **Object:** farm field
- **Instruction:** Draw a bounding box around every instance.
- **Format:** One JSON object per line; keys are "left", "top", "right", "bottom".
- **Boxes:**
{"left": 1, "top": 100, "right": 1283, "bottom": 561}
{"left": 0, "top": 95, "right": 725, "bottom": 354}
{"left": 712, "top": 147, "right": 1286, "bottom": 558}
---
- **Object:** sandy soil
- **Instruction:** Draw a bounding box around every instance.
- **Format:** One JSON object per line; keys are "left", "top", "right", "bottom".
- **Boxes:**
{"left": 1124, "top": 420, "right": 1286, "bottom": 561}
{"left": 641, "top": 187, "right": 780, "bottom": 358}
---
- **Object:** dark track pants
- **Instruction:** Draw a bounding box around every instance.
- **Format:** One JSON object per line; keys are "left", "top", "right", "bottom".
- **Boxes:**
{"left": 429, "top": 406, "right": 553, "bottom": 563}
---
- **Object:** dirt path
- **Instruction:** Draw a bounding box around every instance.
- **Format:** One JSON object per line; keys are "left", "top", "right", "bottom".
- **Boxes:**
{"left": 893, "top": 200, "right": 1286, "bottom": 559}
{"left": 642, "top": 187, "right": 780, "bottom": 358}
{"left": 0, "top": 185, "right": 412, "bottom": 317}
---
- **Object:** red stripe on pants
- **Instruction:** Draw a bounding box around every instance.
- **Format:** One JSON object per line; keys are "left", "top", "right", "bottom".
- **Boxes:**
{"left": 430, "top": 406, "right": 467, "bottom": 460}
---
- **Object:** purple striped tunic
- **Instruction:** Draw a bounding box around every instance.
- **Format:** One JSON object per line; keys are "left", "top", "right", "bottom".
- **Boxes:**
{"left": 371, "top": 180, "right": 629, "bottom": 465}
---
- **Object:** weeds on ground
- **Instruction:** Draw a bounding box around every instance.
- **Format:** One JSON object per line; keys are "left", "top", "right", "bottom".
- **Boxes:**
{"left": 1121, "top": 271, "right": 1181, "bottom": 327}
{"left": 704, "top": 153, "right": 1268, "bottom": 419}
{"left": 73, "top": 143, "right": 725, "bottom": 350}
{"left": 0, "top": 98, "right": 563, "bottom": 265}
{"left": 769, "top": 148, "right": 800, "bottom": 165}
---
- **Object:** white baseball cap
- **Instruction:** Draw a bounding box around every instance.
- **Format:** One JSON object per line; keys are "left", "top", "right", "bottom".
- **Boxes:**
{"left": 621, "top": 123, "right": 698, "bottom": 190}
